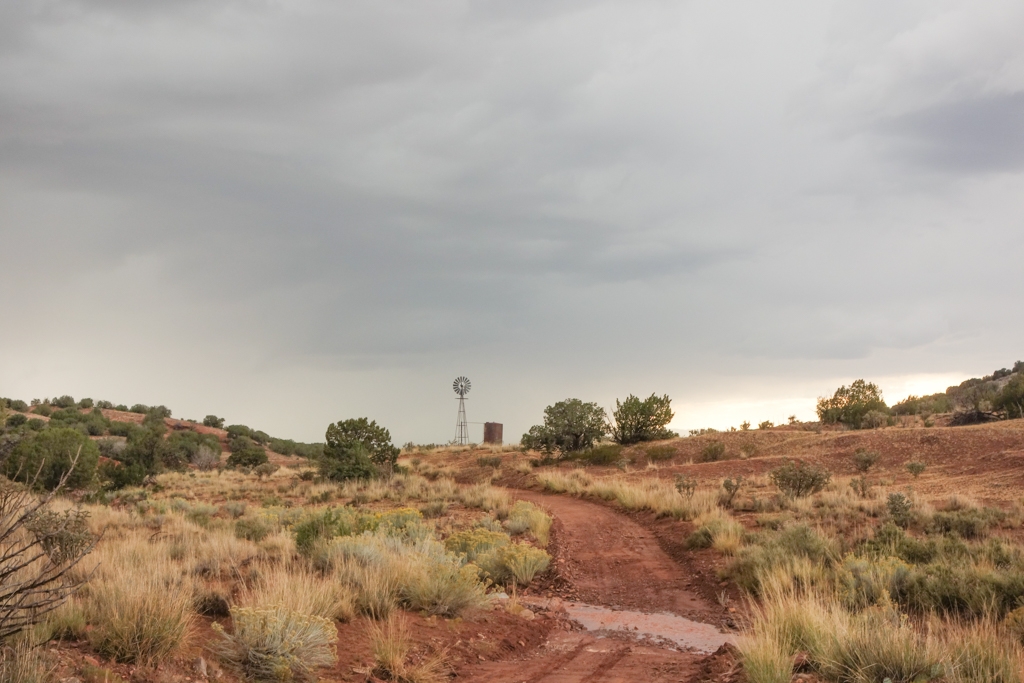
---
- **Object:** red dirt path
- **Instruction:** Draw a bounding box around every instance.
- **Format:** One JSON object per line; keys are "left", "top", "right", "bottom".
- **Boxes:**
{"left": 457, "top": 491, "right": 732, "bottom": 683}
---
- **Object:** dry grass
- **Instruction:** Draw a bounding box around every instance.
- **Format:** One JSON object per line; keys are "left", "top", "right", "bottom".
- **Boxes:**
{"left": 0, "top": 643, "right": 54, "bottom": 683}
{"left": 368, "top": 616, "right": 447, "bottom": 683}
{"left": 537, "top": 471, "right": 717, "bottom": 520}
{"left": 84, "top": 537, "right": 195, "bottom": 664}
{"left": 238, "top": 562, "right": 356, "bottom": 622}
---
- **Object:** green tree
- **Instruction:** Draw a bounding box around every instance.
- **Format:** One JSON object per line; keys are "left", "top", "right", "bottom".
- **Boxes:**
{"left": 203, "top": 415, "right": 225, "bottom": 429}
{"left": 4, "top": 428, "right": 99, "bottom": 491}
{"left": 323, "top": 418, "right": 399, "bottom": 475}
{"left": 610, "top": 393, "right": 675, "bottom": 445}
{"left": 521, "top": 399, "right": 607, "bottom": 456}
{"left": 226, "top": 446, "right": 268, "bottom": 469}
{"left": 318, "top": 442, "right": 376, "bottom": 482}
{"left": 225, "top": 434, "right": 268, "bottom": 469}
{"left": 994, "top": 374, "right": 1024, "bottom": 419}
{"left": 816, "top": 379, "right": 888, "bottom": 428}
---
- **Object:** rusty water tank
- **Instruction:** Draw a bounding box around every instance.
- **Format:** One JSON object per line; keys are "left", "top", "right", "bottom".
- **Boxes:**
{"left": 483, "top": 422, "right": 503, "bottom": 444}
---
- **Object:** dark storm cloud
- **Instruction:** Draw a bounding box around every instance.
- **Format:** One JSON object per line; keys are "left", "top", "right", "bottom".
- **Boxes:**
{"left": 879, "top": 92, "right": 1024, "bottom": 173}
{"left": 1, "top": 0, "right": 1023, "bottom": 441}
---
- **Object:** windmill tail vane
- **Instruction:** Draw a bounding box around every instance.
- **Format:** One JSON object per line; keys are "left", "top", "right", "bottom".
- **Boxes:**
{"left": 453, "top": 376, "right": 470, "bottom": 445}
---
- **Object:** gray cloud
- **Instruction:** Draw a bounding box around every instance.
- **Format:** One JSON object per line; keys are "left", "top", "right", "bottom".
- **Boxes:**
{"left": 1, "top": 1, "right": 1023, "bottom": 442}
{"left": 880, "top": 92, "right": 1024, "bottom": 172}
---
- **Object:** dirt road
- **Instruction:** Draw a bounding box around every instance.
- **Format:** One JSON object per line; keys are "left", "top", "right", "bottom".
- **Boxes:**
{"left": 459, "top": 491, "right": 732, "bottom": 683}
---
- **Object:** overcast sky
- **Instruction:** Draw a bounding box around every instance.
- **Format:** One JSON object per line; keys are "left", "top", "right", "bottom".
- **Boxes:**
{"left": 2, "top": 1, "right": 1023, "bottom": 444}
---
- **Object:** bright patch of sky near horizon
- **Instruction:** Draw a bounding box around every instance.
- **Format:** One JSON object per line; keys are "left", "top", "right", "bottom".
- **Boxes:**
{"left": 1, "top": 1, "right": 1022, "bottom": 444}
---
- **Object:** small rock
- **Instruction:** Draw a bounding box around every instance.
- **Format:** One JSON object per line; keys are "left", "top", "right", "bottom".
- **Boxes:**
{"left": 84, "top": 656, "right": 100, "bottom": 667}
{"left": 520, "top": 609, "right": 535, "bottom": 621}
{"left": 193, "top": 657, "right": 208, "bottom": 677}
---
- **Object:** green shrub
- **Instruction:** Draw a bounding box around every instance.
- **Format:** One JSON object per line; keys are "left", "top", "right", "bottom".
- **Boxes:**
{"left": 5, "top": 428, "right": 99, "bottom": 491}
{"left": 861, "top": 410, "right": 889, "bottom": 429}
{"left": 235, "top": 517, "right": 272, "bottom": 543}
{"left": 52, "top": 395, "right": 76, "bottom": 409}
{"left": 675, "top": 474, "right": 697, "bottom": 498}
{"left": 700, "top": 441, "right": 726, "bottom": 462}
{"left": 294, "top": 508, "right": 360, "bottom": 555}
{"left": 445, "top": 528, "right": 510, "bottom": 561}
{"left": 5, "top": 414, "right": 27, "bottom": 429}
{"left": 853, "top": 448, "right": 880, "bottom": 472}
{"left": 907, "top": 461, "right": 927, "bottom": 478}
{"left": 476, "top": 543, "right": 551, "bottom": 586}
{"left": 224, "top": 501, "right": 247, "bottom": 518}
{"left": 931, "top": 508, "right": 1003, "bottom": 539}
{"left": 324, "top": 418, "right": 400, "bottom": 473}
{"left": 769, "top": 461, "right": 831, "bottom": 498}
{"left": 255, "top": 462, "right": 280, "bottom": 479}
{"left": 887, "top": 493, "right": 914, "bottom": 528}
{"left": 521, "top": 399, "right": 608, "bottom": 455}
{"left": 506, "top": 501, "right": 552, "bottom": 546}
{"left": 99, "top": 460, "right": 147, "bottom": 491}
{"left": 202, "top": 415, "right": 225, "bottom": 428}
{"left": 186, "top": 503, "right": 218, "bottom": 527}
{"left": 213, "top": 606, "right": 337, "bottom": 682}
{"left": 610, "top": 393, "right": 675, "bottom": 445}
{"left": 108, "top": 421, "right": 140, "bottom": 438}
{"left": 8, "top": 399, "right": 28, "bottom": 412}
{"left": 227, "top": 445, "right": 268, "bottom": 469}
{"left": 270, "top": 438, "right": 296, "bottom": 456}
{"left": 400, "top": 557, "right": 489, "bottom": 617}
{"left": 816, "top": 379, "right": 889, "bottom": 428}
{"left": 318, "top": 442, "right": 377, "bottom": 482}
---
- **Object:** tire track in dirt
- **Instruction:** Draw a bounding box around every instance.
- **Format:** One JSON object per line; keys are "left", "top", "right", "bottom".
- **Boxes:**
{"left": 458, "top": 491, "right": 724, "bottom": 682}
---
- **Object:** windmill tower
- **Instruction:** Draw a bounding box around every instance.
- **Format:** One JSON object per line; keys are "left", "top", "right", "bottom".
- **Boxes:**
{"left": 453, "top": 376, "right": 470, "bottom": 445}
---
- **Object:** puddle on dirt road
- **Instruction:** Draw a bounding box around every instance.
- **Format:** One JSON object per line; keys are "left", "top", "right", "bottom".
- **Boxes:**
{"left": 523, "top": 599, "right": 735, "bottom": 654}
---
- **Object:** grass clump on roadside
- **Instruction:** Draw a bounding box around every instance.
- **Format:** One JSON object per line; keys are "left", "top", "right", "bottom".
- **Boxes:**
{"left": 685, "top": 509, "right": 745, "bottom": 554}
{"left": 505, "top": 500, "right": 552, "bottom": 546}
{"left": 325, "top": 528, "right": 492, "bottom": 618}
{"left": 368, "top": 617, "right": 447, "bottom": 683}
{"left": 536, "top": 471, "right": 717, "bottom": 521}
{"left": 213, "top": 606, "right": 337, "bottom": 683}
{"left": 475, "top": 543, "right": 551, "bottom": 586}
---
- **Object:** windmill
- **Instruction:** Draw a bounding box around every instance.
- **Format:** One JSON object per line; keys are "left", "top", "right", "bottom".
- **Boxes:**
{"left": 453, "top": 376, "right": 470, "bottom": 445}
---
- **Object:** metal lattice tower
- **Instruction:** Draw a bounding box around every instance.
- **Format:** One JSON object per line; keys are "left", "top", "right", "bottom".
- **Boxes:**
{"left": 453, "top": 376, "right": 470, "bottom": 445}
